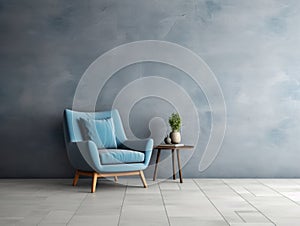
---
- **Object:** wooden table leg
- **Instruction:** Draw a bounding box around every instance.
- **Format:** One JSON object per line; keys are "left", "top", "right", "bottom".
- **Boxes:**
{"left": 172, "top": 149, "right": 176, "bottom": 180}
{"left": 153, "top": 149, "right": 161, "bottom": 181}
{"left": 177, "top": 149, "right": 183, "bottom": 183}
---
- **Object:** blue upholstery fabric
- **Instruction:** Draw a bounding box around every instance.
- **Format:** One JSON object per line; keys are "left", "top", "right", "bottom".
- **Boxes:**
{"left": 63, "top": 109, "right": 154, "bottom": 173}
{"left": 64, "top": 109, "right": 127, "bottom": 146}
{"left": 78, "top": 117, "right": 117, "bottom": 149}
{"left": 99, "top": 149, "right": 145, "bottom": 165}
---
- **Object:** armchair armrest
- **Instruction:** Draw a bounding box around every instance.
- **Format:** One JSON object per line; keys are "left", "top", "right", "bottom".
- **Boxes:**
{"left": 67, "top": 140, "right": 102, "bottom": 172}
{"left": 119, "top": 139, "right": 153, "bottom": 152}
{"left": 119, "top": 139, "right": 153, "bottom": 167}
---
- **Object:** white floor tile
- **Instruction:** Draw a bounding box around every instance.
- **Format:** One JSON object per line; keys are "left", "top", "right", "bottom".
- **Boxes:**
{"left": 1, "top": 179, "right": 300, "bottom": 225}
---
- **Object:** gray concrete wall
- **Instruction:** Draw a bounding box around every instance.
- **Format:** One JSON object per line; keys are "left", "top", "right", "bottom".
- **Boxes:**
{"left": 1, "top": 0, "right": 300, "bottom": 178}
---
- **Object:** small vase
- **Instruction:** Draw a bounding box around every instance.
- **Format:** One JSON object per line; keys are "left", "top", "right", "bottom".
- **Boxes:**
{"left": 170, "top": 131, "right": 181, "bottom": 144}
{"left": 164, "top": 135, "right": 172, "bottom": 144}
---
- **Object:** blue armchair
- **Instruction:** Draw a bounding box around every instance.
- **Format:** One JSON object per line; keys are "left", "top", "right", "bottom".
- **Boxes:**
{"left": 63, "top": 109, "right": 153, "bottom": 192}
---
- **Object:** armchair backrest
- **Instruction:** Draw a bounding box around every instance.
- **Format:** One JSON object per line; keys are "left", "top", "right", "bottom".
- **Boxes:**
{"left": 63, "top": 109, "right": 127, "bottom": 146}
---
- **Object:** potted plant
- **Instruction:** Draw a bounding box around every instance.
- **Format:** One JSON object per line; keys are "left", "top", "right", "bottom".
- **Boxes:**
{"left": 168, "top": 112, "right": 181, "bottom": 144}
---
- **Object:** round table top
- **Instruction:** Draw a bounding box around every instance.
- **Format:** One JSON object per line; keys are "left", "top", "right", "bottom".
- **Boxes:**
{"left": 154, "top": 144, "right": 194, "bottom": 149}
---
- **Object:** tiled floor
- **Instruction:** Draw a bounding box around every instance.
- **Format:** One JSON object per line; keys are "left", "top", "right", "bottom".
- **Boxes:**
{"left": 1, "top": 179, "right": 300, "bottom": 225}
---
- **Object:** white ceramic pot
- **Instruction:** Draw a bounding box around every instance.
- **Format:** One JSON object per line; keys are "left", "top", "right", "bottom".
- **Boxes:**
{"left": 170, "top": 131, "right": 181, "bottom": 144}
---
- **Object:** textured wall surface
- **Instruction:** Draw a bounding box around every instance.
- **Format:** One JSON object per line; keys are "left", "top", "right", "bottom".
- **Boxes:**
{"left": 1, "top": 0, "right": 300, "bottom": 178}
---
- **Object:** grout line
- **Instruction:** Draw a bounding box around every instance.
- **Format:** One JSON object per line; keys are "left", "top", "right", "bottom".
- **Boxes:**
{"left": 222, "top": 179, "right": 276, "bottom": 226}
{"left": 256, "top": 179, "right": 300, "bottom": 206}
{"left": 193, "top": 179, "right": 230, "bottom": 226}
{"left": 117, "top": 183, "right": 128, "bottom": 226}
{"left": 243, "top": 186, "right": 258, "bottom": 197}
{"left": 158, "top": 182, "right": 171, "bottom": 226}
{"left": 234, "top": 210, "right": 246, "bottom": 223}
{"left": 66, "top": 192, "right": 88, "bottom": 225}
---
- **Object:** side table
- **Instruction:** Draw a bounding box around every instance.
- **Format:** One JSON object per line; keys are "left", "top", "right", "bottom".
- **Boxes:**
{"left": 153, "top": 144, "right": 194, "bottom": 183}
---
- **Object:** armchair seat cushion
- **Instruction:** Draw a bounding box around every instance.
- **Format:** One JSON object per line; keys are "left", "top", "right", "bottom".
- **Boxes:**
{"left": 99, "top": 149, "right": 145, "bottom": 165}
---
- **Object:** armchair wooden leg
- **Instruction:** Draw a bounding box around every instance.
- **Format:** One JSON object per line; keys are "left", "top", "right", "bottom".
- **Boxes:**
{"left": 73, "top": 170, "right": 80, "bottom": 186}
{"left": 114, "top": 176, "right": 118, "bottom": 182}
{"left": 91, "top": 172, "right": 98, "bottom": 193}
{"left": 139, "top": 170, "right": 148, "bottom": 188}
